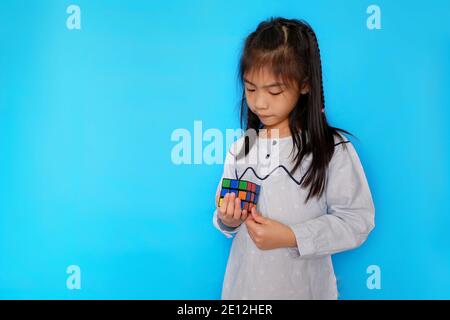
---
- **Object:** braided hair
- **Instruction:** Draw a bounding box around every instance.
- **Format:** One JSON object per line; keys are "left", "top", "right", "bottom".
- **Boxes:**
{"left": 236, "top": 17, "right": 355, "bottom": 203}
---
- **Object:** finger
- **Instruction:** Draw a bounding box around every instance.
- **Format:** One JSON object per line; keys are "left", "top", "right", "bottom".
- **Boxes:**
{"left": 220, "top": 193, "right": 229, "bottom": 211}
{"left": 219, "top": 193, "right": 229, "bottom": 217}
{"left": 252, "top": 212, "right": 267, "bottom": 225}
{"left": 241, "top": 209, "right": 248, "bottom": 221}
{"left": 248, "top": 218, "right": 262, "bottom": 234}
{"left": 245, "top": 216, "right": 256, "bottom": 230}
{"left": 233, "top": 197, "right": 241, "bottom": 220}
{"left": 226, "top": 192, "right": 236, "bottom": 218}
{"left": 251, "top": 207, "right": 259, "bottom": 220}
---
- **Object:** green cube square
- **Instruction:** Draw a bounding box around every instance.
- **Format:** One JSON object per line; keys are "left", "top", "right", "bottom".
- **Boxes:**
{"left": 222, "top": 178, "right": 231, "bottom": 188}
{"left": 238, "top": 181, "right": 247, "bottom": 190}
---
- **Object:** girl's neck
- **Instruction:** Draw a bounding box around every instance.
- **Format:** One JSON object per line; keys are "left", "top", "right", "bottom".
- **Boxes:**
{"left": 259, "top": 118, "right": 293, "bottom": 139}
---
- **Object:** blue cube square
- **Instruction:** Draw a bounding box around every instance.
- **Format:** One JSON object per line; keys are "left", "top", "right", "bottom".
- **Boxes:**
{"left": 220, "top": 188, "right": 229, "bottom": 197}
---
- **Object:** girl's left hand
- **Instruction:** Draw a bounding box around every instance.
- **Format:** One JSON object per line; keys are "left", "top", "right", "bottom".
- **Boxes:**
{"left": 244, "top": 207, "right": 296, "bottom": 250}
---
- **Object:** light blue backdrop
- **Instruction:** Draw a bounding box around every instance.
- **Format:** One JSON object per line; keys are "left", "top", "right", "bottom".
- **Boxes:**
{"left": 0, "top": 0, "right": 449, "bottom": 299}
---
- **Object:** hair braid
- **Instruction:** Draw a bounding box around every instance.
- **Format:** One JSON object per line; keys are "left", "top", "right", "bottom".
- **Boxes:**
{"left": 303, "top": 25, "right": 325, "bottom": 114}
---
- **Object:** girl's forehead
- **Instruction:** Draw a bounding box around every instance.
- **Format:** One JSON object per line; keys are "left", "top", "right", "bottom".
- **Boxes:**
{"left": 244, "top": 67, "right": 298, "bottom": 89}
{"left": 244, "top": 67, "right": 285, "bottom": 86}
{"left": 245, "top": 66, "right": 277, "bottom": 81}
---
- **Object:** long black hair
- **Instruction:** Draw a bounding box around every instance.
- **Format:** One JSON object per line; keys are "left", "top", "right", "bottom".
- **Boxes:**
{"left": 236, "top": 17, "right": 356, "bottom": 204}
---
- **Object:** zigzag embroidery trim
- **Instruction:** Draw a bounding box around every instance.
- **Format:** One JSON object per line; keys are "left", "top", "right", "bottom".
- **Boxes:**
{"left": 233, "top": 140, "right": 351, "bottom": 186}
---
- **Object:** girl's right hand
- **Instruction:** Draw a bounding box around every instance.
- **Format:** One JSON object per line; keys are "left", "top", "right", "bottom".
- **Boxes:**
{"left": 216, "top": 192, "right": 249, "bottom": 228}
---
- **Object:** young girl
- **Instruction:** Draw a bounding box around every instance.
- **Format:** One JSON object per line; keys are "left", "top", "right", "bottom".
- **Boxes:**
{"left": 212, "top": 17, "right": 375, "bottom": 299}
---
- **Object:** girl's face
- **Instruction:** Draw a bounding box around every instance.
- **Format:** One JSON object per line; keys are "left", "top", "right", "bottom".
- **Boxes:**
{"left": 244, "top": 66, "right": 308, "bottom": 135}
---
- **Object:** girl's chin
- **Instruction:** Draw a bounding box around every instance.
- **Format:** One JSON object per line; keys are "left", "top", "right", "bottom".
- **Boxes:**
{"left": 259, "top": 116, "right": 273, "bottom": 123}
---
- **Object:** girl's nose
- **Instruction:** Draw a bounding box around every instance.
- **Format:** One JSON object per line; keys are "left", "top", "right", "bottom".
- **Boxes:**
{"left": 253, "top": 94, "right": 269, "bottom": 111}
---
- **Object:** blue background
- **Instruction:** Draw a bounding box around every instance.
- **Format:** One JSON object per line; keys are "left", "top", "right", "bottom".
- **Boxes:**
{"left": 0, "top": 0, "right": 449, "bottom": 299}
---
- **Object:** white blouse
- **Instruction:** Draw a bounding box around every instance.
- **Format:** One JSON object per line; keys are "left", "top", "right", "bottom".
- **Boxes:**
{"left": 212, "top": 131, "right": 375, "bottom": 299}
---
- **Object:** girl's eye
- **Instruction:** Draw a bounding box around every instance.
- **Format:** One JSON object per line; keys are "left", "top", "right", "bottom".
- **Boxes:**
{"left": 246, "top": 88, "right": 283, "bottom": 96}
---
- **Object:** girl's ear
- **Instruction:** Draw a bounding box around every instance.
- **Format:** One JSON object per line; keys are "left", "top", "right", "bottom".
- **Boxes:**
{"left": 300, "top": 82, "right": 310, "bottom": 95}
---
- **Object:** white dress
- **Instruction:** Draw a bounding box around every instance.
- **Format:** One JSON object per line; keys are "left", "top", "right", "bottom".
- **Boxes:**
{"left": 212, "top": 131, "right": 375, "bottom": 299}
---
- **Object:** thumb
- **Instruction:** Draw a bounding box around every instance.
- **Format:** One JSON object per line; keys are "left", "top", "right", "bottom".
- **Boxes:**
{"left": 251, "top": 207, "right": 268, "bottom": 224}
{"left": 245, "top": 214, "right": 256, "bottom": 229}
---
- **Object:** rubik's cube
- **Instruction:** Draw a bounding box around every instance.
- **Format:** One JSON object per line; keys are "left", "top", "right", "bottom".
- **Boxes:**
{"left": 218, "top": 178, "right": 261, "bottom": 211}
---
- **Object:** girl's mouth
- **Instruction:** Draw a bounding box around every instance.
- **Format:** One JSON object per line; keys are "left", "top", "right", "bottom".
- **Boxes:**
{"left": 259, "top": 115, "right": 272, "bottom": 119}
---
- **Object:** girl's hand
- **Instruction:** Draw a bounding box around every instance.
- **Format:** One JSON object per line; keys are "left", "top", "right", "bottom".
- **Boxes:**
{"left": 245, "top": 207, "right": 297, "bottom": 250}
{"left": 216, "top": 192, "right": 249, "bottom": 228}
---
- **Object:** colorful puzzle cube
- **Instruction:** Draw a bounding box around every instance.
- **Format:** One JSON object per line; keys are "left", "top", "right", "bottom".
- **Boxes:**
{"left": 218, "top": 178, "right": 261, "bottom": 211}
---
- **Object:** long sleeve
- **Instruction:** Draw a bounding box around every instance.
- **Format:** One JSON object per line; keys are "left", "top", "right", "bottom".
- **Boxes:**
{"left": 212, "top": 142, "right": 243, "bottom": 238}
{"left": 287, "top": 140, "right": 375, "bottom": 258}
